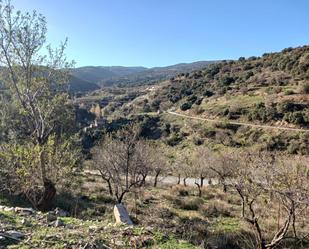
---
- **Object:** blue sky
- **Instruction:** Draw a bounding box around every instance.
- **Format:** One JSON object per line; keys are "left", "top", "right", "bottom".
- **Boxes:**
{"left": 14, "top": 0, "right": 309, "bottom": 68}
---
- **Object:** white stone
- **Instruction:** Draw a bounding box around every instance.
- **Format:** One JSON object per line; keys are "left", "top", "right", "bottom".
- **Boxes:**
{"left": 6, "top": 230, "right": 25, "bottom": 239}
{"left": 3, "top": 207, "right": 14, "bottom": 212}
{"left": 113, "top": 204, "right": 133, "bottom": 225}
{"left": 15, "top": 207, "right": 35, "bottom": 215}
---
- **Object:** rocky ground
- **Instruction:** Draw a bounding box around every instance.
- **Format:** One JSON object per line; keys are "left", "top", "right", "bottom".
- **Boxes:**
{"left": 0, "top": 173, "right": 308, "bottom": 249}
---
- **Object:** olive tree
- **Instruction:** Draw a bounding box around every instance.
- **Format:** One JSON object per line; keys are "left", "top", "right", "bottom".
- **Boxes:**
{"left": 0, "top": 1, "right": 78, "bottom": 210}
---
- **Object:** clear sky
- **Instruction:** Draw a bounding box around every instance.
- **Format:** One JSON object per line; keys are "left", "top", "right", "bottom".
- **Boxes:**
{"left": 14, "top": 0, "right": 309, "bottom": 68}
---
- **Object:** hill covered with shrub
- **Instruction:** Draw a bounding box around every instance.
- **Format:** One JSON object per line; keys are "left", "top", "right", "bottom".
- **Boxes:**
{"left": 151, "top": 46, "right": 309, "bottom": 127}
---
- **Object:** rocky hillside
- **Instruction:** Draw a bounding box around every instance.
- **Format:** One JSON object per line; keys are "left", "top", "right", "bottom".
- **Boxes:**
{"left": 107, "top": 46, "right": 309, "bottom": 155}
{"left": 151, "top": 46, "right": 309, "bottom": 127}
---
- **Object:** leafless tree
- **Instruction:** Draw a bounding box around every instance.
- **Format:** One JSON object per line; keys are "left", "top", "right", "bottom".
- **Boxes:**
{"left": 232, "top": 151, "right": 309, "bottom": 249}
{"left": 92, "top": 125, "right": 148, "bottom": 203}
{"left": 192, "top": 147, "right": 217, "bottom": 197}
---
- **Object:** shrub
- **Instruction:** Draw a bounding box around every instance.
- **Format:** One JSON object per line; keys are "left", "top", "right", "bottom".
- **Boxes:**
{"left": 174, "top": 197, "right": 204, "bottom": 211}
{"left": 180, "top": 102, "right": 192, "bottom": 111}
{"left": 300, "top": 82, "right": 309, "bottom": 94}
{"left": 204, "top": 90, "right": 214, "bottom": 97}
{"left": 172, "top": 186, "right": 189, "bottom": 196}
{"left": 220, "top": 76, "right": 235, "bottom": 86}
{"left": 165, "top": 133, "right": 183, "bottom": 146}
{"left": 200, "top": 200, "right": 231, "bottom": 217}
{"left": 284, "top": 89, "right": 294, "bottom": 95}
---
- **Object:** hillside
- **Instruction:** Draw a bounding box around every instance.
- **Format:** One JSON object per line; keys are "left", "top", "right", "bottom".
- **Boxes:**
{"left": 70, "top": 61, "right": 218, "bottom": 88}
{"left": 68, "top": 75, "right": 100, "bottom": 93}
{"left": 149, "top": 46, "right": 309, "bottom": 125}
{"left": 101, "top": 61, "right": 218, "bottom": 86}
{"left": 100, "top": 46, "right": 309, "bottom": 155}
{"left": 71, "top": 66, "right": 147, "bottom": 85}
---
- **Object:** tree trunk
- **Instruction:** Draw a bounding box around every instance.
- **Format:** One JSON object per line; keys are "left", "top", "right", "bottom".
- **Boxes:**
{"left": 195, "top": 182, "right": 202, "bottom": 197}
{"left": 200, "top": 176, "right": 205, "bottom": 188}
{"left": 221, "top": 178, "right": 227, "bottom": 192}
{"left": 154, "top": 171, "right": 160, "bottom": 187}
{"left": 139, "top": 174, "right": 147, "bottom": 187}
{"left": 183, "top": 177, "right": 187, "bottom": 187}
{"left": 37, "top": 178, "right": 56, "bottom": 211}
{"left": 117, "top": 191, "right": 127, "bottom": 204}
{"left": 36, "top": 149, "right": 56, "bottom": 211}
{"left": 235, "top": 187, "right": 245, "bottom": 218}
{"left": 177, "top": 174, "right": 181, "bottom": 185}
{"left": 107, "top": 179, "right": 113, "bottom": 196}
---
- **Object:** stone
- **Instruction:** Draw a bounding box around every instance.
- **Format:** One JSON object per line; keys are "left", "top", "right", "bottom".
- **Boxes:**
{"left": 88, "top": 225, "right": 98, "bottom": 232}
{"left": 15, "top": 207, "right": 35, "bottom": 216}
{"left": 6, "top": 230, "right": 25, "bottom": 239}
{"left": 66, "top": 224, "right": 74, "bottom": 229}
{"left": 54, "top": 207, "right": 68, "bottom": 217}
{"left": 20, "top": 219, "right": 31, "bottom": 226}
{"left": 46, "top": 212, "right": 57, "bottom": 222}
{"left": 3, "top": 207, "right": 14, "bottom": 212}
{"left": 54, "top": 218, "right": 65, "bottom": 227}
{"left": 113, "top": 204, "right": 133, "bottom": 225}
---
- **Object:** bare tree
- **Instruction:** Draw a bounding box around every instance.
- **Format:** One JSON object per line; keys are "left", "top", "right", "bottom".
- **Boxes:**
{"left": 232, "top": 151, "right": 309, "bottom": 249}
{"left": 92, "top": 125, "right": 148, "bottom": 203}
{"left": 208, "top": 150, "right": 236, "bottom": 192}
{"left": 192, "top": 147, "right": 217, "bottom": 197}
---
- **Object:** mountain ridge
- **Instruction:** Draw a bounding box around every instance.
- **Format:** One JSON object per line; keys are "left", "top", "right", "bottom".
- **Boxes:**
{"left": 69, "top": 60, "right": 218, "bottom": 91}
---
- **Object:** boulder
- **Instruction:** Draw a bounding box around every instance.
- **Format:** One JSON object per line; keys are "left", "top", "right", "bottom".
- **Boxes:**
{"left": 6, "top": 230, "right": 25, "bottom": 240}
{"left": 54, "top": 207, "right": 68, "bottom": 217}
{"left": 53, "top": 218, "right": 65, "bottom": 227}
{"left": 3, "top": 207, "right": 14, "bottom": 212}
{"left": 20, "top": 218, "right": 31, "bottom": 226}
{"left": 46, "top": 212, "right": 57, "bottom": 222}
{"left": 113, "top": 204, "right": 133, "bottom": 225}
{"left": 15, "top": 207, "right": 35, "bottom": 216}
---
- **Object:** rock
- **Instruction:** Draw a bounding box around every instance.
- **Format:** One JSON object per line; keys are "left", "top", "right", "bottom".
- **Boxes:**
{"left": 46, "top": 212, "right": 57, "bottom": 222}
{"left": 6, "top": 230, "right": 25, "bottom": 239}
{"left": 54, "top": 207, "right": 68, "bottom": 217}
{"left": 20, "top": 218, "right": 31, "bottom": 226}
{"left": 15, "top": 207, "right": 35, "bottom": 216}
{"left": 66, "top": 224, "right": 74, "bottom": 229}
{"left": 0, "top": 235, "right": 5, "bottom": 241}
{"left": 113, "top": 204, "right": 133, "bottom": 225}
{"left": 88, "top": 225, "right": 98, "bottom": 232}
{"left": 54, "top": 218, "right": 65, "bottom": 227}
{"left": 3, "top": 207, "right": 14, "bottom": 212}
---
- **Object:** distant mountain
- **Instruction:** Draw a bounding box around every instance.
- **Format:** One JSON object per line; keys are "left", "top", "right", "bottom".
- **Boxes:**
{"left": 0, "top": 61, "right": 219, "bottom": 94}
{"left": 71, "top": 61, "right": 218, "bottom": 88}
{"left": 71, "top": 66, "right": 148, "bottom": 85}
{"left": 68, "top": 75, "right": 100, "bottom": 94}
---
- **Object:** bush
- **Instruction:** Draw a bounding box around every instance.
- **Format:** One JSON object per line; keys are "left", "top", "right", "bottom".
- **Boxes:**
{"left": 170, "top": 185, "right": 190, "bottom": 196}
{"left": 220, "top": 76, "right": 235, "bottom": 86}
{"left": 165, "top": 133, "right": 183, "bottom": 146}
{"left": 204, "top": 90, "right": 214, "bottom": 97}
{"left": 300, "top": 82, "right": 309, "bottom": 94}
{"left": 284, "top": 89, "right": 294, "bottom": 95}
{"left": 180, "top": 102, "right": 192, "bottom": 111}
{"left": 200, "top": 200, "right": 231, "bottom": 217}
{"left": 173, "top": 197, "right": 204, "bottom": 211}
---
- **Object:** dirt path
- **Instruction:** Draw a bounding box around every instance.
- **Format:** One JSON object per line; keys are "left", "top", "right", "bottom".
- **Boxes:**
{"left": 83, "top": 170, "right": 212, "bottom": 187}
{"left": 166, "top": 111, "right": 309, "bottom": 133}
